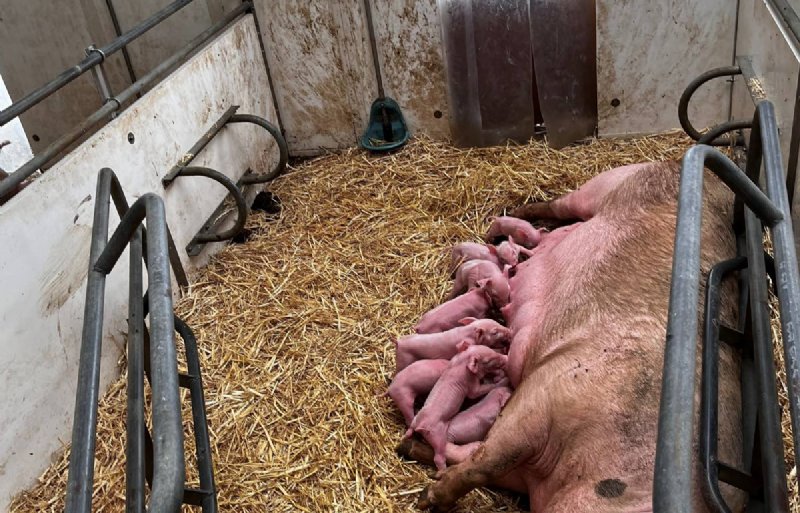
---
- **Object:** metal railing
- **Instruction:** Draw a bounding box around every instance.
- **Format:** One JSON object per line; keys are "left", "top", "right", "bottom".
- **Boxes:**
{"left": 66, "top": 167, "right": 217, "bottom": 512}
{"left": 66, "top": 168, "right": 184, "bottom": 512}
{"left": 161, "top": 105, "right": 288, "bottom": 256}
{"left": 0, "top": 1, "right": 255, "bottom": 202}
{"left": 655, "top": 100, "right": 800, "bottom": 512}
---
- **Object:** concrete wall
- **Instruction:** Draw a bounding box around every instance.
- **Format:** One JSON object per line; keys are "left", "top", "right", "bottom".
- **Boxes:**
{"left": 0, "top": 15, "right": 279, "bottom": 510}
{"left": 254, "top": 0, "right": 449, "bottom": 155}
{"left": 596, "top": 0, "right": 737, "bottom": 137}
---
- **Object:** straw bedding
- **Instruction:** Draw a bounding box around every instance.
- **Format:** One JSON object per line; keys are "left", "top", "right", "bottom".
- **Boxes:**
{"left": 11, "top": 133, "right": 799, "bottom": 512}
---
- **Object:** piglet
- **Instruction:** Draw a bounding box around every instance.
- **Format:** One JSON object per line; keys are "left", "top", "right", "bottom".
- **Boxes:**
{"left": 449, "top": 242, "right": 500, "bottom": 274}
{"left": 495, "top": 236, "right": 535, "bottom": 266}
{"left": 447, "top": 386, "right": 512, "bottom": 444}
{"left": 387, "top": 359, "right": 449, "bottom": 426}
{"left": 404, "top": 344, "right": 508, "bottom": 470}
{"left": 414, "top": 286, "right": 492, "bottom": 334}
{"left": 395, "top": 317, "right": 511, "bottom": 372}
{"left": 485, "top": 216, "right": 544, "bottom": 249}
{"left": 448, "top": 260, "right": 509, "bottom": 300}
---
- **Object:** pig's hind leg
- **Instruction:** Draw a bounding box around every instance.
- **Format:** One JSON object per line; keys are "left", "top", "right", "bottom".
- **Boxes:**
{"left": 417, "top": 377, "right": 551, "bottom": 510}
{"left": 397, "top": 439, "right": 528, "bottom": 494}
{"left": 509, "top": 162, "right": 648, "bottom": 223}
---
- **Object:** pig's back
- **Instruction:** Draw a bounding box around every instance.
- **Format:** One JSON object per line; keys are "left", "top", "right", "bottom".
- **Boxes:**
{"left": 516, "top": 162, "right": 743, "bottom": 512}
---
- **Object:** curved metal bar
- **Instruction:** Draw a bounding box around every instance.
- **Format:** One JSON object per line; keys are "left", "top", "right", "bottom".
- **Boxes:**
{"left": 701, "top": 256, "right": 747, "bottom": 513}
{"left": 698, "top": 120, "right": 752, "bottom": 146}
{"left": 678, "top": 66, "right": 744, "bottom": 146}
{"left": 227, "top": 113, "right": 288, "bottom": 183}
{"left": 175, "top": 166, "right": 248, "bottom": 243}
{"left": 654, "top": 143, "right": 782, "bottom": 513}
{"left": 67, "top": 169, "right": 184, "bottom": 513}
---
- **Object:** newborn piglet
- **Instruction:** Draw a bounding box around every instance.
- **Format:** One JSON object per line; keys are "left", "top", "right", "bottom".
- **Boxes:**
{"left": 404, "top": 344, "right": 508, "bottom": 470}
{"left": 387, "top": 359, "right": 449, "bottom": 426}
{"left": 448, "top": 386, "right": 512, "bottom": 444}
{"left": 394, "top": 317, "right": 511, "bottom": 372}
{"left": 449, "top": 242, "right": 501, "bottom": 275}
{"left": 485, "top": 215, "right": 545, "bottom": 248}
{"left": 495, "top": 236, "right": 535, "bottom": 266}
{"left": 448, "top": 260, "right": 510, "bottom": 300}
{"left": 414, "top": 285, "right": 492, "bottom": 334}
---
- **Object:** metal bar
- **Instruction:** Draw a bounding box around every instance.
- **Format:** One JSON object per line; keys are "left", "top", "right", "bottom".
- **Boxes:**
{"left": 758, "top": 101, "right": 800, "bottom": 487}
{"left": 92, "top": 190, "right": 185, "bottom": 512}
{"left": 362, "top": 0, "right": 384, "bottom": 98}
{"left": 125, "top": 227, "right": 146, "bottom": 513}
{"left": 162, "top": 106, "right": 241, "bottom": 185}
{"left": 245, "top": 2, "right": 285, "bottom": 132}
{"left": 64, "top": 170, "right": 114, "bottom": 513}
{"left": 0, "top": 0, "right": 195, "bottom": 126}
{"left": 698, "top": 120, "right": 752, "bottom": 146}
{"left": 770, "top": 0, "right": 800, "bottom": 46}
{"left": 701, "top": 256, "right": 747, "bottom": 513}
{"left": 227, "top": 114, "right": 288, "bottom": 184}
{"left": 176, "top": 166, "right": 248, "bottom": 244}
{"left": 0, "top": 2, "right": 252, "bottom": 202}
{"left": 738, "top": 57, "right": 770, "bottom": 105}
{"left": 104, "top": 0, "right": 139, "bottom": 86}
{"left": 653, "top": 143, "right": 782, "bottom": 513}
{"left": 175, "top": 316, "right": 218, "bottom": 512}
{"left": 678, "top": 66, "right": 743, "bottom": 145}
{"left": 744, "top": 205, "right": 790, "bottom": 512}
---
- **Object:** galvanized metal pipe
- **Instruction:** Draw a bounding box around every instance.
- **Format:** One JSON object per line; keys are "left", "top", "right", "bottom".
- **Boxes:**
{"left": 758, "top": 101, "right": 800, "bottom": 490}
{"left": 92, "top": 191, "right": 184, "bottom": 513}
{"left": 0, "top": 2, "right": 253, "bottom": 202}
{"left": 0, "top": 0, "right": 195, "bottom": 126}
{"left": 64, "top": 169, "right": 114, "bottom": 513}
{"left": 654, "top": 143, "right": 781, "bottom": 513}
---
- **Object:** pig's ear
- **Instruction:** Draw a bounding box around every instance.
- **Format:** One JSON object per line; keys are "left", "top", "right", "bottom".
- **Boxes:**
{"left": 507, "top": 235, "right": 516, "bottom": 245}
{"left": 467, "top": 355, "right": 480, "bottom": 374}
{"left": 456, "top": 339, "right": 472, "bottom": 352}
{"left": 459, "top": 317, "right": 478, "bottom": 325}
{"left": 476, "top": 278, "right": 491, "bottom": 291}
{"left": 474, "top": 327, "right": 485, "bottom": 339}
{"left": 486, "top": 244, "right": 498, "bottom": 256}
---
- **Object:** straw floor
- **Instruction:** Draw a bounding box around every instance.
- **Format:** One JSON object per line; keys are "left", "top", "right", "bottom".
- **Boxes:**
{"left": 11, "top": 133, "right": 799, "bottom": 512}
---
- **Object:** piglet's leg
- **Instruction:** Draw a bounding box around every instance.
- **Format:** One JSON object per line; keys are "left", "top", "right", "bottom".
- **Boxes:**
{"left": 417, "top": 378, "right": 550, "bottom": 510}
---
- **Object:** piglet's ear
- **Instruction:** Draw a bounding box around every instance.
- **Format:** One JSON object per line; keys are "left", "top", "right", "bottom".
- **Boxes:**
{"left": 456, "top": 340, "right": 472, "bottom": 352}
{"left": 459, "top": 317, "right": 477, "bottom": 325}
{"left": 487, "top": 244, "right": 498, "bottom": 255}
{"left": 507, "top": 235, "right": 516, "bottom": 245}
{"left": 474, "top": 327, "right": 485, "bottom": 339}
{"left": 467, "top": 355, "right": 480, "bottom": 374}
{"left": 476, "top": 278, "right": 490, "bottom": 290}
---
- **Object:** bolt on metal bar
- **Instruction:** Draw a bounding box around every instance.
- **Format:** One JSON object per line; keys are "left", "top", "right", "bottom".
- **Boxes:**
{"left": 654, "top": 142, "right": 781, "bottom": 513}
{"left": 0, "top": 2, "right": 253, "bottom": 202}
{"left": 0, "top": 0, "right": 195, "bottom": 127}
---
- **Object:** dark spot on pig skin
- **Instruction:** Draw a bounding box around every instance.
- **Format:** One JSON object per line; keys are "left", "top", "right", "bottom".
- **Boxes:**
{"left": 595, "top": 478, "right": 627, "bottom": 498}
